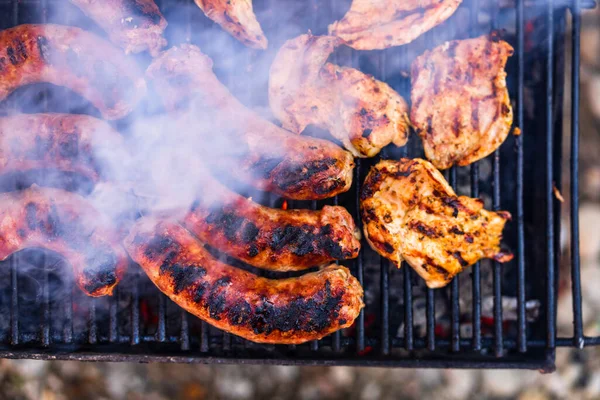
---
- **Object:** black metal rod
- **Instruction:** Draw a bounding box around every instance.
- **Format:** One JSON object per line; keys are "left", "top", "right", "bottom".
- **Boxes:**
{"left": 354, "top": 162, "right": 365, "bottom": 353}
{"left": 41, "top": 261, "right": 50, "bottom": 347}
{"left": 10, "top": 257, "right": 18, "bottom": 345}
{"left": 471, "top": 165, "right": 482, "bottom": 351}
{"left": 332, "top": 196, "right": 341, "bottom": 353}
{"left": 381, "top": 258, "right": 390, "bottom": 354}
{"left": 426, "top": 288, "right": 435, "bottom": 351}
{"left": 130, "top": 272, "right": 140, "bottom": 345}
{"left": 403, "top": 263, "right": 413, "bottom": 352}
{"left": 516, "top": 0, "right": 528, "bottom": 354}
{"left": 492, "top": 150, "right": 503, "bottom": 357}
{"left": 157, "top": 294, "right": 166, "bottom": 342}
{"left": 448, "top": 168, "right": 460, "bottom": 353}
{"left": 311, "top": 199, "right": 320, "bottom": 352}
{"left": 88, "top": 299, "right": 97, "bottom": 344}
{"left": 200, "top": 321, "right": 209, "bottom": 352}
{"left": 546, "top": 0, "right": 557, "bottom": 350}
{"left": 570, "top": 0, "right": 584, "bottom": 349}
{"left": 180, "top": 310, "right": 190, "bottom": 351}
{"left": 109, "top": 287, "right": 118, "bottom": 343}
{"left": 63, "top": 286, "right": 73, "bottom": 344}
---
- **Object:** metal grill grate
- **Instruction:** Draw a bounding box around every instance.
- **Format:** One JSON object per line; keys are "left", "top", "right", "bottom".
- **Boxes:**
{"left": 0, "top": 0, "right": 596, "bottom": 371}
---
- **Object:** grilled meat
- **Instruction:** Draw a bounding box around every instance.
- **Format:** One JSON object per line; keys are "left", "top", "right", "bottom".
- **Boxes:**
{"left": 328, "top": 0, "right": 462, "bottom": 50}
{"left": 269, "top": 34, "right": 410, "bottom": 158}
{"left": 193, "top": 0, "right": 267, "bottom": 49}
{"left": 182, "top": 167, "right": 360, "bottom": 271}
{"left": 0, "top": 187, "right": 128, "bottom": 296}
{"left": 124, "top": 217, "right": 364, "bottom": 344}
{"left": 0, "top": 113, "right": 130, "bottom": 192}
{"left": 147, "top": 44, "right": 354, "bottom": 200}
{"left": 0, "top": 24, "right": 146, "bottom": 120}
{"left": 411, "top": 34, "right": 514, "bottom": 169}
{"left": 69, "top": 0, "right": 168, "bottom": 56}
{"left": 361, "top": 158, "right": 512, "bottom": 288}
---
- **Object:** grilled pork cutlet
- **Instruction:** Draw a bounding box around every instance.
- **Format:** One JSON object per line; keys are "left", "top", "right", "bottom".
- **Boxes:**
{"left": 269, "top": 34, "right": 410, "bottom": 158}
{"left": 361, "top": 158, "right": 512, "bottom": 288}
{"left": 411, "top": 34, "right": 514, "bottom": 169}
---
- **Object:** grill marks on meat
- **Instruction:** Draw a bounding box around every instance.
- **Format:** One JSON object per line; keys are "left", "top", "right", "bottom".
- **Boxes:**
{"left": 411, "top": 34, "right": 514, "bottom": 169}
{"left": 0, "top": 187, "right": 128, "bottom": 296}
{"left": 183, "top": 168, "right": 360, "bottom": 271}
{"left": 328, "top": 0, "right": 462, "bottom": 50}
{"left": 124, "top": 218, "right": 364, "bottom": 344}
{"left": 193, "top": 0, "right": 267, "bottom": 49}
{"left": 0, "top": 24, "right": 147, "bottom": 120}
{"left": 146, "top": 45, "right": 354, "bottom": 200}
{"left": 269, "top": 34, "right": 410, "bottom": 158}
{"left": 360, "top": 158, "right": 512, "bottom": 289}
{"left": 69, "top": 0, "right": 167, "bottom": 56}
{"left": 0, "top": 113, "right": 130, "bottom": 191}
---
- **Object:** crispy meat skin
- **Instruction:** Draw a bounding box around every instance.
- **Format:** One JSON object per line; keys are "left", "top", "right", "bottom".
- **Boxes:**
{"left": 0, "top": 187, "right": 128, "bottom": 296}
{"left": 194, "top": 0, "right": 267, "bottom": 49}
{"left": 124, "top": 218, "right": 364, "bottom": 344}
{"left": 183, "top": 168, "right": 360, "bottom": 271}
{"left": 269, "top": 34, "right": 410, "bottom": 158}
{"left": 69, "top": 0, "right": 167, "bottom": 56}
{"left": 147, "top": 45, "right": 354, "bottom": 200}
{"left": 0, "top": 113, "right": 127, "bottom": 187}
{"left": 361, "top": 159, "right": 512, "bottom": 288}
{"left": 0, "top": 24, "right": 146, "bottom": 120}
{"left": 411, "top": 34, "right": 514, "bottom": 169}
{"left": 328, "top": 0, "right": 462, "bottom": 50}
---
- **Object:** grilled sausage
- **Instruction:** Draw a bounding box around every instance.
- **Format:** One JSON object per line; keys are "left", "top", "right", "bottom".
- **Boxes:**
{"left": 146, "top": 44, "right": 354, "bottom": 200}
{"left": 0, "top": 113, "right": 130, "bottom": 192}
{"left": 0, "top": 24, "right": 147, "bottom": 120}
{"left": 124, "top": 217, "right": 364, "bottom": 344}
{"left": 0, "top": 187, "right": 128, "bottom": 296}
{"left": 182, "top": 167, "right": 360, "bottom": 271}
{"left": 69, "top": 0, "right": 167, "bottom": 56}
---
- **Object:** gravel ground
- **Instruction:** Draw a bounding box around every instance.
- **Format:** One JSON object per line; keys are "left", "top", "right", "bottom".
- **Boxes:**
{"left": 0, "top": 7, "right": 598, "bottom": 400}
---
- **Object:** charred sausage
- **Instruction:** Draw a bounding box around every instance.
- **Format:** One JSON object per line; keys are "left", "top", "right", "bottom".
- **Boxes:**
{"left": 124, "top": 217, "right": 364, "bottom": 344}
{"left": 146, "top": 44, "right": 354, "bottom": 200}
{"left": 0, "top": 113, "right": 130, "bottom": 192}
{"left": 182, "top": 167, "right": 360, "bottom": 271}
{"left": 69, "top": 0, "right": 167, "bottom": 56}
{"left": 0, "top": 24, "right": 146, "bottom": 120}
{"left": 0, "top": 187, "right": 128, "bottom": 296}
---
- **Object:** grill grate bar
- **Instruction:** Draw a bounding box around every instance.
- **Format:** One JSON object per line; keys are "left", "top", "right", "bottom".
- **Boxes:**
{"left": 88, "top": 300, "right": 97, "bottom": 344}
{"left": 131, "top": 271, "right": 140, "bottom": 345}
{"left": 516, "top": 0, "right": 527, "bottom": 353}
{"left": 109, "top": 288, "right": 118, "bottom": 343}
{"left": 332, "top": 196, "right": 342, "bottom": 353}
{"left": 310, "top": 199, "right": 320, "bottom": 352}
{"left": 546, "top": 0, "right": 557, "bottom": 350}
{"left": 200, "top": 321, "right": 209, "bottom": 352}
{"left": 354, "top": 163, "right": 365, "bottom": 353}
{"left": 569, "top": 0, "right": 584, "bottom": 349}
{"left": 10, "top": 258, "right": 18, "bottom": 345}
{"left": 492, "top": 151, "right": 504, "bottom": 357}
{"left": 426, "top": 288, "right": 435, "bottom": 351}
{"left": 180, "top": 310, "right": 190, "bottom": 351}
{"left": 448, "top": 168, "right": 460, "bottom": 352}
{"left": 157, "top": 294, "right": 167, "bottom": 342}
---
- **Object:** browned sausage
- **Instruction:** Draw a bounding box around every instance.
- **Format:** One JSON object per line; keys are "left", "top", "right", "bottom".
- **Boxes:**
{"left": 0, "top": 24, "right": 146, "bottom": 120}
{"left": 146, "top": 44, "right": 354, "bottom": 200}
{"left": 124, "top": 217, "right": 364, "bottom": 344}
{"left": 182, "top": 167, "right": 360, "bottom": 271}
{"left": 0, "top": 187, "right": 128, "bottom": 296}
{"left": 69, "top": 0, "right": 167, "bottom": 56}
{"left": 0, "top": 113, "right": 130, "bottom": 192}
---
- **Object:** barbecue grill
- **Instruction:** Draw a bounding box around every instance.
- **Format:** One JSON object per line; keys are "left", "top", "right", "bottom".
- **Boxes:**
{"left": 0, "top": 0, "right": 596, "bottom": 371}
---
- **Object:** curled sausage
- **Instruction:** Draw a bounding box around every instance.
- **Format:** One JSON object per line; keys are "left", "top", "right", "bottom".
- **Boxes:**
{"left": 124, "top": 217, "right": 364, "bottom": 344}
{"left": 0, "top": 187, "right": 128, "bottom": 296}
{"left": 146, "top": 44, "right": 354, "bottom": 200}
{"left": 0, "top": 24, "right": 146, "bottom": 120}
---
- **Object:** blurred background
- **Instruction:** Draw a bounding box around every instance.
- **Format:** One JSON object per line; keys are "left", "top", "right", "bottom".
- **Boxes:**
{"left": 0, "top": 6, "right": 598, "bottom": 400}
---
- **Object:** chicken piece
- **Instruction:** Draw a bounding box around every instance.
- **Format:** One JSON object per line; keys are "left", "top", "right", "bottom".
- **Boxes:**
{"left": 269, "top": 34, "right": 410, "bottom": 158}
{"left": 411, "top": 34, "right": 514, "bottom": 169}
{"left": 361, "top": 158, "right": 512, "bottom": 288}
{"left": 328, "top": 0, "right": 463, "bottom": 50}
{"left": 69, "top": 0, "right": 167, "bottom": 56}
{"left": 194, "top": 0, "right": 267, "bottom": 49}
